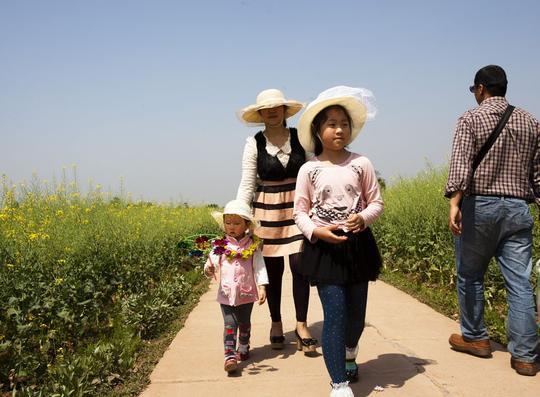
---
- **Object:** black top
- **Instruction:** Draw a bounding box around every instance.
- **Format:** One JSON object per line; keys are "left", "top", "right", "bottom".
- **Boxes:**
{"left": 254, "top": 128, "right": 306, "bottom": 181}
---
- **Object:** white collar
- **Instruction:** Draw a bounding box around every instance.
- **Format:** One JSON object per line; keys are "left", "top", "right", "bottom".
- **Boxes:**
{"left": 264, "top": 133, "right": 291, "bottom": 156}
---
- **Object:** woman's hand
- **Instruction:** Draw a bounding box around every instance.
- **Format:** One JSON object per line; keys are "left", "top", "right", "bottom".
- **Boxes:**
{"left": 258, "top": 285, "right": 267, "bottom": 305}
{"left": 313, "top": 224, "right": 348, "bottom": 244}
{"left": 346, "top": 213, "right": 365, "bottom": 233}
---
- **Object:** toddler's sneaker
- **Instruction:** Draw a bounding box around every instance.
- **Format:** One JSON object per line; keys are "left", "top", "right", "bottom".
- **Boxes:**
{"left": 238, "top": 344, "right": 250, "bottom": 361}
{"left": 224, "top": 357, "right": 238, "bottom": 373}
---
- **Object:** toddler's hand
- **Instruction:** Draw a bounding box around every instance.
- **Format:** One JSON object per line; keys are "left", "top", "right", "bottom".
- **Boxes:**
{"left": 346, "top": 213, "right": 365, "bottom": 233}
{"left": 204, "top": 265, "right": 215, "bottom": 278}
{"left": 258, "top": 286, "right": 267, "bottom": 305}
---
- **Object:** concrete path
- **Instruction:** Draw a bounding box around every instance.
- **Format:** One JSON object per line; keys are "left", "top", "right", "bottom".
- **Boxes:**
{"left": 140, "top": 267, "right": 539, "bottom": 397}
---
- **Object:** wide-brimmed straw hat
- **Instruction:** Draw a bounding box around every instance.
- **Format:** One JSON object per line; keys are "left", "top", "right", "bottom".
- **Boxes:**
{"left": 237, "top": 89, "right": 304, "bottom": 126}
{"left": 211, "top": 200, "right": 256, "bottom": 231}
{"left": 297, "top": 86, "right": 377, "bottom": 153}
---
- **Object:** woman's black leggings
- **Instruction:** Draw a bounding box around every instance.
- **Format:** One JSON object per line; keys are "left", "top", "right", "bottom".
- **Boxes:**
{"left": 264, "top": 253, "right": 310, "bottom": 322}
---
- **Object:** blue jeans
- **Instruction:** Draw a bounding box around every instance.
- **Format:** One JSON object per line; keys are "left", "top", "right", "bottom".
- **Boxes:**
{"left": 317, "top": 282, "right": 368, "bottom": 384}
{"left": 455, "top": 195, "right": 537, "bottom": 362}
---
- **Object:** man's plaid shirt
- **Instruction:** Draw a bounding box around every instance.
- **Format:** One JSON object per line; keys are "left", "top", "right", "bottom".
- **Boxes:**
{"left": 445, "top": 96, "right": 540, "bottom": 204}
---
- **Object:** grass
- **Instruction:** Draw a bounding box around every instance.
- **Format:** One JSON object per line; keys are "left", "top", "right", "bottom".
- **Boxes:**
{"left": 0, "top": 176, "right": 220, "bottom": 396}
{"left": 99, "top": 278, "right": 209, "bottom": 397}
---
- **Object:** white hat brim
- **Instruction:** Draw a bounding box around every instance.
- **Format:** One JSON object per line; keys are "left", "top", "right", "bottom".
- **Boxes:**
{"left": 297, "top": 87, "right": 376, "bottom": 153}
{"left": 211, "top": 211, "right": 225, "bottom": 230}
{"left": 211, "top": 203, "right": 258, "bottom": 232}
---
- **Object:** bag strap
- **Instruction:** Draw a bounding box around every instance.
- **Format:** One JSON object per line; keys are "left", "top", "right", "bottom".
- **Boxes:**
{"left": 472, "top": 104, "right": 515, "bottom": 172}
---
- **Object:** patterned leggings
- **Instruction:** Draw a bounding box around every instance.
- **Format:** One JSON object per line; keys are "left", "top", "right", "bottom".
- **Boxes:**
{"left": 317, "top": 282, "right": 368, "bottom": 384}
{"left": 220, "top": 303, "right": 254, "bottom": 360}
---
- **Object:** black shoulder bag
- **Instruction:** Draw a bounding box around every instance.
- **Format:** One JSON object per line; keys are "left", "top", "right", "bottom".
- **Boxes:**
{"left": 460, "top": 104, "right": 515, "bottom": 207}
{"left": 471, "top": 104, "right": 515, "bottom": 172}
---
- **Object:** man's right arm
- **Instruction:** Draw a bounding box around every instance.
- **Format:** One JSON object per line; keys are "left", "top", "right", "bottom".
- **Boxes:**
{"left": 444, "top": 115, "right": 475, "bottom": 199}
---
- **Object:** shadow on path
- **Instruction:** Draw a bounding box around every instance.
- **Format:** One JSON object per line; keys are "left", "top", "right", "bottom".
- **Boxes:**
{"left": 351, "top": 353, "right": 435, "bottom": 396}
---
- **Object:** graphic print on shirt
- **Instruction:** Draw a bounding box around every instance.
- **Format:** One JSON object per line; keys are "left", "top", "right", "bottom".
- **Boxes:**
{"left": 309, "top": 165, "right": 364, "bottom": 223}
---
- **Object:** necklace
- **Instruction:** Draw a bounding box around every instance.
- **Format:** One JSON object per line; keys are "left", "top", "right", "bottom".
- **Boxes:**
{"left": 212, "top": 235, "right": 260, "bottom": 261}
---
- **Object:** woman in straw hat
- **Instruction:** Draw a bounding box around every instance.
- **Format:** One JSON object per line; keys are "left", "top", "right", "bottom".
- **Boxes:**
{"left": 236, "top": 88, "right": 317, "bottom": 353}
{"left": 293, "top": 86, "right": 383, "bottom": 396}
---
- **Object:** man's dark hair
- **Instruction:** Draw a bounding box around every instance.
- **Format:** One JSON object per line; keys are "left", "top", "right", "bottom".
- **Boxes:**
{"left": 474, "top": 65, "right": 508, "bottom": 97}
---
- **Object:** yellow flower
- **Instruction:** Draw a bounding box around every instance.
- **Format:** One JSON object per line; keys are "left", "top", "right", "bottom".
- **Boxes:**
{"left": 29, "top": 233, "right": 39, "bottom": 241}
{"left": 54, "top": 278, "right": 64, "bottom": 285}
{"left": 56, "top": 210, "right": 64, "bottom": 217}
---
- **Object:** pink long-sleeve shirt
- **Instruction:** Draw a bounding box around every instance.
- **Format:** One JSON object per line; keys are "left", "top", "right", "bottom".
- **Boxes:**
{"left": 293, "top": 152, "right": 384, "bottom": 242}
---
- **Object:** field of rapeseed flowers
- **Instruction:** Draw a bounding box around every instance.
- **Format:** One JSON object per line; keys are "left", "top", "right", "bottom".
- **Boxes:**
{"left": 0, "top": 176, "right": 219, "bottom": 396}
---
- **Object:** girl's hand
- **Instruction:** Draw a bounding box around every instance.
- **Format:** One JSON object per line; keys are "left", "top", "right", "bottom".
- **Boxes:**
{"left": 204, "top": 265, "right": 215, "bottom": 278}
{"left": 258, "top": 286, "right": 267, "bottom": 305}
{"left": 313, "top": 225, "right": 348, "bottom": 244}
{"left": 346, "top": 213, "right": 365, "bottom": 234}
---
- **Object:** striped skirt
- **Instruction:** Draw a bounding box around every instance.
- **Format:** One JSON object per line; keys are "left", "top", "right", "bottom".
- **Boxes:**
{"left": 253, "top": 177, "right": 304, "bottom": 257}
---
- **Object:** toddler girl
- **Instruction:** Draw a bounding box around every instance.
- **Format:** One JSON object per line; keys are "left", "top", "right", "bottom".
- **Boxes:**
{"left": 204, "top": 199, "right": 268, "bottom": 373}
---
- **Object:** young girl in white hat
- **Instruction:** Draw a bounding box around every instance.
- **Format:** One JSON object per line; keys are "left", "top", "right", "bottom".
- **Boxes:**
{"left": 236, "top": 89, "right": 317, "bottom": 353}
{"left": 204, "top": 199, "right": 268, "bottom": 373}
{"left": 293, "top": 86, "right": 383, "bottom": 396}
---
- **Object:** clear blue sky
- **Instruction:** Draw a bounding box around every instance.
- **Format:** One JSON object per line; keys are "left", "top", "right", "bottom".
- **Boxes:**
{"left": 2, "top": 0, "right": 539, "bottom": 205}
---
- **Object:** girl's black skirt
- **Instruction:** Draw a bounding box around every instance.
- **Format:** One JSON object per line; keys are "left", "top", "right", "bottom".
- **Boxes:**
{"left": 297, "top": 228, "right": 381, "bottom": 285}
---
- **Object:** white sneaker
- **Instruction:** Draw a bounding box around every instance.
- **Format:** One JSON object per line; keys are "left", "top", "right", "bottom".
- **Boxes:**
{"left": 330, "top": 381, "right": 354, "bottom": 397}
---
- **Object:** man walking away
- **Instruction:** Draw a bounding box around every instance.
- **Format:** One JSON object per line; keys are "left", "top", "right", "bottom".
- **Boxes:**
{"left": 445, "top": 64, "right": 539, "bottom": 376}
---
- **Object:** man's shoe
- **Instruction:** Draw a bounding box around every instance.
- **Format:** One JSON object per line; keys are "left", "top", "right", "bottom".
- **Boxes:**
{"left": 511, "top": 357, "right": 538, "bottom": 376}
{"left": 449, "top": 334, "right": 492, "bottom": 358}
